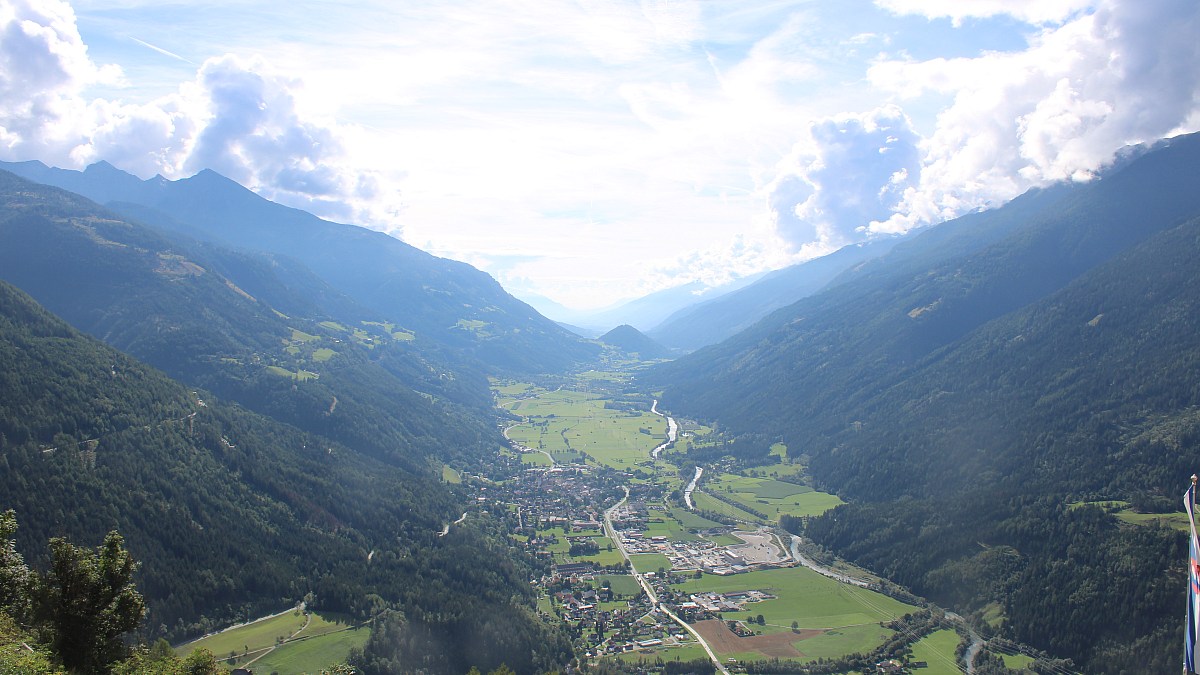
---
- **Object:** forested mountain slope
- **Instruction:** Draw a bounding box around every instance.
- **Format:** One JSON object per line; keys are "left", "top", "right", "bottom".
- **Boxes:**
{"left": 649, "top": 237, "right": 899, "bottom": 351}
{"left": 0, "top": 159, "right": 598, "bottom": 374}
{"left": 598, "top": 323, "right": 671, "bottom": 359}
{"left": 647, "top": 132, "right": 1200, "bottom": 673}
{"left": 651, "top": 132, "right": 1200, "bottom": 440}
{"left": 0, "top": 171, "right": 497, "bottom": 472}
{"left": 0, "top": 279, "right": 570, "bottom": 673}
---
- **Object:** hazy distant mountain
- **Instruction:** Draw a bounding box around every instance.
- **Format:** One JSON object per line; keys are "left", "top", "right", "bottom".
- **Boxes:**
{"left": 597, "top": 324, "right": 671, "bottom": 359}
{"left": 647, "top": 131, "right": 1200, "bottom": 673}
{"left": 0, "top": 159, "right": 598, "bottom": 374}
{"left": 543, "top": 275, "right": 767, "bottom": 334}
{"left": 649, "top": 238, "right": 902, "bottom": 351}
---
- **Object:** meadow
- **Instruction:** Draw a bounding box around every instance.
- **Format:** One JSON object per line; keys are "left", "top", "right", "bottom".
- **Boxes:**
{"left": 176, "top": 610, "right": 363, "bottom": 672}
{"left": 908, "top": 629, "right": 963, "bottom": 674}
{"left": 672, "top": 567, "right": 916, "bottom": 661}
{"left": 496, "top": 385, "right": 668, "bottom": 469}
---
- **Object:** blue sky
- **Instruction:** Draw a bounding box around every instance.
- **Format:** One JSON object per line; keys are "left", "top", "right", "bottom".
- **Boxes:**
{"left": 2, "top": 0, "right": 1198, "bottom": 309}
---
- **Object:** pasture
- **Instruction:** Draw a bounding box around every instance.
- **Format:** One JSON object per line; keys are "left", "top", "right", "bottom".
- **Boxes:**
{"left": 495, "top": 385, "right": 668, "bottom": 469}
{"left": 702, "top": 473, "right": 844, "bottom": 522}
{"left": 177, "top": 610, "right": 361, "bottom": 672}
{"left": 671, "top": 567, "right": 916, "bottom": 661}
{"left": 909, "top": 629, "right": 963, "bottom": 675}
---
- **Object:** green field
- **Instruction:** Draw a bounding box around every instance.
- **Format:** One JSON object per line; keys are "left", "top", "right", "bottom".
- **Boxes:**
{"left": 1070, "top": 500, "right": 1192, "bottom": 531}
{"left": 442, "top": 465, "right": 462, "bottom": 483}
{"left": 629, "top": 553, "right": 671, "bottom": 574}
{"left": 673, "top": 567, "right": 916, "bottom": 633}
{"left": 595, "top": 574, "right": 642, "bottom": 597}
{"left": 671, "top": 507, "right": 725, "bottom": 531}
{"left": 496, "top": 386, "right": 666, "bottom": 468}
{"left": 909, "top": 629, "right": 963, "bottom": 674}
{"left": 246, "top": 626, "right": 368, "bottom": 675}
{"left": 1001, "top": 651, "right": 1036, "bottom": 669}
{"left": 178, "top": 610, "right": 306, "bottom": 660}
{"left": 702, "top": 473, "right": 844, "bottom": 522}
{"left": 608, "top": 642, "right": 710, "bottom": 664}
{"left": 789, "top": 623, "right": 893, "bottom": 661}
{"left": 178, "top": 611, "right": 361, "bottom": 672}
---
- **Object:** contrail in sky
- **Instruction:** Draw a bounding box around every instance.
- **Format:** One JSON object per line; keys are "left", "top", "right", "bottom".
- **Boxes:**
{"left": 129, "top": 36, "right": 192, "bottom": 64}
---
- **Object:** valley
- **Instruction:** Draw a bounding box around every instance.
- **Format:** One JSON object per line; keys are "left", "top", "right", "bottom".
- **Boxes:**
{"left": 475, "top": 370, "right": 953, "bottom": 672}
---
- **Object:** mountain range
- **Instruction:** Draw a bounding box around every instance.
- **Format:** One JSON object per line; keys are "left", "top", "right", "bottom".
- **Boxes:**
{"left": 647, "top": 131, "right": 1200, "bottom": 673}
{"left": 5, "top": 129, "right": 1200, "bottom": 673}
{"left": 0, "top": 159, "right": 598, "bottom": 375}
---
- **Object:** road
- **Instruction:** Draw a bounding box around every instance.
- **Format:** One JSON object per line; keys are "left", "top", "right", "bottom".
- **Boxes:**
{"left": 603, "top": 486, "right": 730, "bottom": 675}
{"left": 503, "top": 422, "right": 555, "bottom": 467}
{"left": 787, "top": 535, "right": 869, "bottom": 587}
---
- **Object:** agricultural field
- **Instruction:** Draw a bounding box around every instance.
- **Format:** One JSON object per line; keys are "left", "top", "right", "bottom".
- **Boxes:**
{"left": 908, "top": 629, "right": 963, "bottom": 675}
{"left": 701, "top": 473, "right": 844, "bottom": 522}
{"left": 496, "top": 385, "right": 669, "bottom": 469}
{"left": 671, "top": 567, "right": 917, "bottom": 661}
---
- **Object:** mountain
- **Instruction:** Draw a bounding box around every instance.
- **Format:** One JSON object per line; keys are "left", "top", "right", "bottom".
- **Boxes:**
{"left": 0, "top": 170, "right": 501, "bottom": 474}
{"left": 0, "top": 159, "right": 598, "bottom": 375}
{"left": 648, "top": 238, "right": 901, "bottom": 351}
{"left": 597, "top": 324, "right": 671, "bottom": 359}
{"left": 0, "top": 278, "right": 570, "bottom": 673}
{"left": 646, "top": 132, "right": 1200, "bottom": 673}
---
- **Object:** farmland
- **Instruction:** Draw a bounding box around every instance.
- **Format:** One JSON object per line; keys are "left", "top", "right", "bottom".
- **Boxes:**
{"left": 486, "top": 375, "right": 943, "bottom": 671}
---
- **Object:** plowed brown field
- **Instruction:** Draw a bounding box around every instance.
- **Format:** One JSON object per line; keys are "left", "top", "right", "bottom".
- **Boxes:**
{"left": 691, "top": 619, "right": 823, "bottom": 658}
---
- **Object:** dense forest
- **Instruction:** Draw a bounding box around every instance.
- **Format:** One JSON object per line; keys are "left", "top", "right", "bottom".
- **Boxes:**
{"left": 650, "top": 132, "right": 1200, "bottom": 673}
{"left": 0, "top": 277, "right": 570, "bottom": 672}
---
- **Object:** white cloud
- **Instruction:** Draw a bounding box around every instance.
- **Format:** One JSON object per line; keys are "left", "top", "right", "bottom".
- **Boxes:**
{"left": 0, "top": 0, "right": 121, "bottom": 158}
{"left": 875, "top": 0, "right": 1096, "bottom": 26}
{"left": 0, "top": 2, "right": 392, "bottom": 227}
{"left": 870, "top": 0, "right": 1200, "bottom": 231}
{"left": 766, "top": 105, "right": 921, "bottom": 247}
{"left": 4, "top": 0, "right": 1199, "bottom": 309}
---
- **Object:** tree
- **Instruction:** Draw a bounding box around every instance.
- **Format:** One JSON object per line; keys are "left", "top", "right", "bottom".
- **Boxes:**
{"left": 0, "top": 510, "right": 31, "bottom": 619}
{"left": 32, "top": 530, "right": 147, "bottom": 673}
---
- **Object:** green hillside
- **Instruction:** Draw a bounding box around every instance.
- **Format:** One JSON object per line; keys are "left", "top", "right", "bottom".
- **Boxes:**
{"left": 648, "top": 133, "right": 1200, "bottom": 673}
{"left": 0, "top": 278, "right": 570, "bottom": 673}
{"left": 0, "top": 170, "right": 500, "bottom": 474}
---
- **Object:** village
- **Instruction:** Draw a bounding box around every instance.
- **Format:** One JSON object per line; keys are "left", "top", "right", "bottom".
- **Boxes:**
{"left": 475, "top": 442, "right": 798, "bottom": 662}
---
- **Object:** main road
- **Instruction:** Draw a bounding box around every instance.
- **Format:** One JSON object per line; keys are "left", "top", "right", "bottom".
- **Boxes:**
{"left": 604, "top": 486, "right": 730, "bottom": 675}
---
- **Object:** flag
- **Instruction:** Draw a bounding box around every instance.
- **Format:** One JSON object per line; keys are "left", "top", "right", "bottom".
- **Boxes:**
{"left": 1186, "top": 482, "right": 1200, "bottom": 674}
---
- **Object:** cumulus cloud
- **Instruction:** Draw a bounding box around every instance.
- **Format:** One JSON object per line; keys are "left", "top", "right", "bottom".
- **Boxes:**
{"left": 0, "top": 0, "right": 121, "bottom": 159}
{"left": 869, "top": 0, "right": 1200, "bottom": 230}
{"left": 766, "top": 105, "right": 921, "bottom": 248}
{"left": 0, "top": 0, "right": 393, "bottom": 228}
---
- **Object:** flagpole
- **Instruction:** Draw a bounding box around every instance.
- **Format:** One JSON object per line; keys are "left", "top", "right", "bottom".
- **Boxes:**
{"left": 1188, "top": 475, "right": 1198, "bottom": 675}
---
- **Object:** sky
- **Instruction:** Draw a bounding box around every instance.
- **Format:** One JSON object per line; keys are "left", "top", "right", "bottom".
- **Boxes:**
{"left": 1, "top": 0, "right": 1198, "bottom": 310}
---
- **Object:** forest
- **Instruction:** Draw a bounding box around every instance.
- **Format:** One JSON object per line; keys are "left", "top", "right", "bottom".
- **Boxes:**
{"left": 648, "top": 133, "right": 1200, "bottom": 673}
{"left": 0, "top": 276, "right": 571, "bottom": 673}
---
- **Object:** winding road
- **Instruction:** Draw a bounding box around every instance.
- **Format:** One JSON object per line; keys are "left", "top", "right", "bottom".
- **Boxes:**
{"left": 603, "top": 486, "right": 730, "bottom": 675}
{"left": 787, "top": 535, "right": 869, "bottom": 587}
